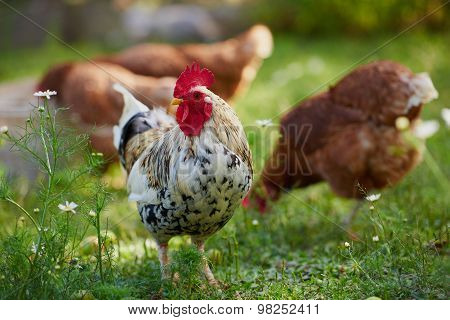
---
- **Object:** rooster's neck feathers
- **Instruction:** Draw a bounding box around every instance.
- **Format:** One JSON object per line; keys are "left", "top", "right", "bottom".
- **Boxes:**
{"left": 117, "top": 84, "right": 252, "bottom": 202}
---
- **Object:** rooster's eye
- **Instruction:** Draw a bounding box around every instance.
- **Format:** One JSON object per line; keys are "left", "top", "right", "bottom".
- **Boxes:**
{"left": 193, "top": 92, "right": 201, "bottom": 100}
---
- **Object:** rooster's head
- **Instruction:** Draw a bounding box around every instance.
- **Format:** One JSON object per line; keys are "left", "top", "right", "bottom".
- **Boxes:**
{"left": 171, "top": 62, "right": 216, "bottom": 136}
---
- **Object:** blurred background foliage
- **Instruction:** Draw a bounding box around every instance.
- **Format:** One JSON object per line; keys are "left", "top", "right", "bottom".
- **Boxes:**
{"left": 247, "top": 0, "right": 449, "bottom": 36}
{"left": 1, "top": 0, "right": 449, "bottom": 51}
{"left": 1, "top": 0, "right": 448, "bottom": 80}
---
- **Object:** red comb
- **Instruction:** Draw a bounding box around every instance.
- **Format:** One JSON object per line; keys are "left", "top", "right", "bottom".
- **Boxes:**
{"left": 174, "top": 62, "right": 215, "bottom": 98}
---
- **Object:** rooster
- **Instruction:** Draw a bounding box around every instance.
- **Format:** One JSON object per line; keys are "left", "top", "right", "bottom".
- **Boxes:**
{"left": 248, "top": 61, "right": 438, "bottom": 221}
{"left": 37, "top": 62, "right": 176, "bottom": 158}
{"left": 113, "top": 63, "right": 253, "bottom": 284}
{"left": 96, "top": 24, "right": 273, "bottom": 101}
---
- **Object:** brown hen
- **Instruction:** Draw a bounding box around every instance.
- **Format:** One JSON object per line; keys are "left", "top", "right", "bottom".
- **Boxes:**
{"left": 95, "top": 24, "right": 273, "bottom": 101}
{"left": 250, "top": 61, "right": 438, "bottom": 215}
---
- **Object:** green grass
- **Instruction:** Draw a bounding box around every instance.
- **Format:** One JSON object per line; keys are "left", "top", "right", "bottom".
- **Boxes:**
{"left": 0, "top": 32, "right": 449, "bottom": 299}
{"left": 0, "top": 40, "right": 112, "bottom": 82}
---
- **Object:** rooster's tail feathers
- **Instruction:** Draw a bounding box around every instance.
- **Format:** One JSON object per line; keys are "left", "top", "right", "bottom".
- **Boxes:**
{"left": 113, "top": 83, "right": 175, "bottom": 151}
{"left": 114, "top": 83, "right": 149, "bottom": 124}
{"left": 113, "top": 83, "right": 150, "bottom": 149}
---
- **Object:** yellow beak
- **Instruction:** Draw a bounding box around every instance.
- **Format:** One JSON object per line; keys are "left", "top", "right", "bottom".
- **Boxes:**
{"left": 171, "top": 98, "right": 183, "bottom": 106}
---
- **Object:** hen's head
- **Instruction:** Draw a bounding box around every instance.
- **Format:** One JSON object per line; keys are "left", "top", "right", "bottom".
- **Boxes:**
{"left": 171, "top": 62, "right": 216, "bottom": 136}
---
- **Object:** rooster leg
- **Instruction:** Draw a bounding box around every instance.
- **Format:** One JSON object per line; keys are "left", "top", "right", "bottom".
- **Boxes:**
{"left": 342, "top": 200, "right": 364, "bottom": 227}
{"left": 157, "top": 242, "right": 170, "bottom": 280}
{"left": 192, "top": 238, "right": 219, "bottom": 287}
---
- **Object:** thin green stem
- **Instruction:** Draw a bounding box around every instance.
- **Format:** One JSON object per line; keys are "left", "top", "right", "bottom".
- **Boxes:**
{"left": 5, "top": 198, "right": 41, "bottom": 232}
{"left": 96, "top": 212, "right": 104, "bottom": 283}
{"left": 348, "top": 249, "right": 378, "bottom": 287}
{"left": 39, "top": 104, "right": 52, "bottom": 176}
{"left": 95, "top": 190, "right": 107, "bottom": 283}
{"left": 33, "top": 100, "right": 56, "bottom": 264}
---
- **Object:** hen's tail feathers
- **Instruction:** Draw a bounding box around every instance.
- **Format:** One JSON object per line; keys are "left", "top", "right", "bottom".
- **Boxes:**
{"left": 241, "top": 25, "right": 273, "bottom": 60}
{"left": 233, "top": 25, "right": 273, "bottom": 95}
{"left": 406, "top": 72, "right": 439, "bottom": 110}
{"left": 36, "top": 62, "right": 73, "bottom": 93}
{"left": 113, "top": 83, "right": 150, "bottom": 149}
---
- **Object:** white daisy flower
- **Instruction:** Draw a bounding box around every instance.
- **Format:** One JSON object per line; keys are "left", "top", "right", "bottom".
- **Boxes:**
{"left": 372, "top": 235, "right": 379, "bottom": 242}
{"left": 344, "top": 242, "right": 350, "bottom": 248}
{"left": 441, "top": 108, "right": 450, "bottom": 128}
{"left": 0, "top": 126, "right": 8, "bottom": 134}
{"left": 252, "top": 219, "right": 259, "bottom": 226}
{"left": 88, "top": 210, "right": 97, "bottom": 217}
{"left": 365, "top": 193, "right": 381, "bottom": 202}
{"left": 413, "top": 120, "right": 440, "bottom": 139}
{"left": 58, "top": 201, "right": 78, "bottom": 214}
{"left": 33, "top": 90, "right": 57, "bottom": 100}
{"left": 255, "top": 119, "right": 273, "bottom": 127}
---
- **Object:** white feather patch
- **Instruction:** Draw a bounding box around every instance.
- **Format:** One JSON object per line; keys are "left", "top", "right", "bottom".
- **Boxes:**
{"left": 127, "top": 159, "right": 158, "bottom": 203}
{"left": 403, "top": 73, "right": 439, "bottom": 110}
{"left": 113, "top": 83, "right": 149, "bottom": 128}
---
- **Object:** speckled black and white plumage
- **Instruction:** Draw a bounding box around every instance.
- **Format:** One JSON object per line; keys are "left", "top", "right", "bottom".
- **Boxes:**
{"left": 113, "top": 84, "right": 253, "bottom": 245}
{"left": 138, "top": 143, "right": 251, "bottom": 243}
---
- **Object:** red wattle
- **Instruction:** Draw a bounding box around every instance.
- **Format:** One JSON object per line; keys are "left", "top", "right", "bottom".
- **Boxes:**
{"left": 176, "top": 100, "right": 212, "bottom": 136}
